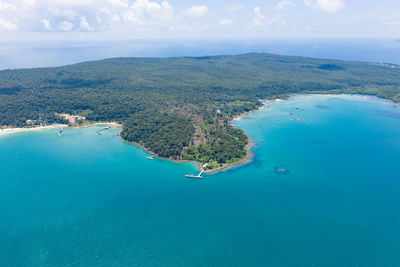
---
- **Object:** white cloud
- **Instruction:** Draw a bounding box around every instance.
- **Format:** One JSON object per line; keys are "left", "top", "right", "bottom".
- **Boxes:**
{"left": 59, "top": 20, "right": 73, "bottom": 31}
{"left": 22, "top": 0, "right": 35, "bottom": 10}
{"left": 46, "top": 7, "right": 79, "bottom": 19}
{"left": 80, "top": 16, "right": 93, "bottom": 31}
{"left": 269, "top": 14, "right": 288, "bottom": 26}
{"left": 385, "top": 20, "right": 400, "bottom": 25}
{"left": 41, "top": 19, "right": 51, "bottom": 30}
{"left": 0, "top": 1, "right": 16, "bottom": 11}
{"left": 183, "top": 5, "right": 208, "bottom": 18}
{"left": 0, "top": 17, "right": 17, "bottom": 30}
{"left": 304, "top": 0, "right": 345, "bottom": 13}
{"left": 226, "top": 4, "right": 243, "bottom": 12}
{"left": 275, "top": 0, "right": 296, "bottom": 11}
{"left": 220, "top": 17, "right": 233, "bottom": 26}
{"left": 108, "top": 0, "right": 129, "bottom": 8}
{"left": 120, "top": 0, "right": 174, "bottom": 26}
{"left": 250, "top": 7, "right": 265, "bottom": 27}
{"left": 38, "top": 0, "right": 99, "bottom": 7}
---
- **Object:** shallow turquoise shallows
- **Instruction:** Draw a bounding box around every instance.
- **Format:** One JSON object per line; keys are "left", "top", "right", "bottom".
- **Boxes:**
{"left": 1, "top": 95, "right": 400, "bottom": 266}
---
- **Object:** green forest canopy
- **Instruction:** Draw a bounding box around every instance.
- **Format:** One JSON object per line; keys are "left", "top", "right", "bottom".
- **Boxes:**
{"left": 1, "top": 53, "right": 400, "bottom": 169}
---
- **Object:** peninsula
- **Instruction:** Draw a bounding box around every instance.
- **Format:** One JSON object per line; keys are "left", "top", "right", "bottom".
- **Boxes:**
{"left": 1, "top": 53, "right": 400, "bottom": 171}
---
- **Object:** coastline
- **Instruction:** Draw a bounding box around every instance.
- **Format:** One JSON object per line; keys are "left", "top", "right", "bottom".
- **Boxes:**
{"left": 213, "top": 92, "right": 400, "bottom": 175}
{"left": 307, "top": 92, "right": 400, "bottom": 105}
{"left": 122, "top": 135, "right": 255, "bottom": 175}
{"left": 120, "top": 137, "right": 201, "bottom": 167}
{"left": 119, "top": 127, "right": 255, "bottom": 174}
{"left": 3, "top": 93, "right": 395, "bottom": 175}
{"left": 0, "top": 122, "right": 121, "bottom": 137}
{"left": 0, "top": 112, "right": 257, "bottom": 174}
{"left": 203, "top": 138, "right": 255, "bottom": 174}
{"left": 0, "top": 124, "right": 67, "bottom": 137}
{"left": 232, "top": 102, "right": 268, "bottom": 121}
{"left": 70, "top": 121, "right": 121, "bottom": 129}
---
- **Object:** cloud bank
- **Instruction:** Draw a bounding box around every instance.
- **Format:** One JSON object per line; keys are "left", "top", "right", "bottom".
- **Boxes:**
{"left": 304, "top": 0, "right": 345, "bottom": 13}
{"left": 0, "top": 0, "right": 397, "bottom": 39}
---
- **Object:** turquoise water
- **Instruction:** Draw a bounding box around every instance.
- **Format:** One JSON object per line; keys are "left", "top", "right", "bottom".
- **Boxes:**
{"left": 1, "top": 94, "right": 400, "bottom": 266}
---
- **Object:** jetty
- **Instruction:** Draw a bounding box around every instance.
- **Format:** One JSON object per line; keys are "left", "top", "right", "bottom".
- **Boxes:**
{"left": 56, "top": 128, "right": 63, "bottom": 137}
{"left": 185, "top": 169, "right": 204, "bottom": 179}
{"left": 97, "top": 126, "right": 111, "bottom": 135}
{"left": 146, "top": 154, "right": 155, "bottom": 160}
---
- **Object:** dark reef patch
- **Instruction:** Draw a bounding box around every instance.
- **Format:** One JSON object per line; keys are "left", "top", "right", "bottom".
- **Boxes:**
{"left": 274, "top": 167, "right": 290, "bottom": 175}
{"left": 315, "top": 104, "right": 330, "bottom": 109}
{"left": 318, "top": 64, "right": 346, "bottom": 71}
{"left": 0, "top": 86, "right": 24, "bottom": 95}
{"left": 374, "top": 110, "right": 400, "bottom": 119}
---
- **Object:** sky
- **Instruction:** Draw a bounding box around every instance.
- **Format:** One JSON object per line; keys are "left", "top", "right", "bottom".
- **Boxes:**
{"left": 0, "top": 0, "right": 399, "bottom": 40}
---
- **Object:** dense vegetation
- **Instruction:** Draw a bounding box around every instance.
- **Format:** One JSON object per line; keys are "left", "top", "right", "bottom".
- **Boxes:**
{"left": 183, "top": 125, "right": 248, "bottom": 169}
{"left": 121, "top": 112, "right": 194, "bottom": 158}
{"left": 1, "top": 53, "right": 400, "bottom": 169}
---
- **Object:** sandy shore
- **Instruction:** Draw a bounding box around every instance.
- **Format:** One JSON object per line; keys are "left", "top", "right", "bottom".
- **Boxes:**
{"left": 0, "top": 124, "right": 67, "bottom": 137}
{"left": 2, "top": 93, "right": 398, "bottom": 176}
{"left": 0, "top": 119, "right": 254, "bottom": 175}
{"left": 232, "top": 103, "right": 268, "bottom": 122}
{"left": 0, "top": 122, "right": 121, "bottom": 137}
{"left": 69, "top": 122, "right": 121, "bottom": 129}
{"left": 1, "top": 118, "right": 253, "bottom": 175}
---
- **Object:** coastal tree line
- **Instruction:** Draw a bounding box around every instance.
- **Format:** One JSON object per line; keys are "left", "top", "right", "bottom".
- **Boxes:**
{"left": 1, "top": 53, "right": 400, "bottom": 168}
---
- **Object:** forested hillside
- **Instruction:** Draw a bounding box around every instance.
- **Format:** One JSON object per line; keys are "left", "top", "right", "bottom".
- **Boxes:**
{"left": 1, "top": 53, "right": 400, "bottom": 169}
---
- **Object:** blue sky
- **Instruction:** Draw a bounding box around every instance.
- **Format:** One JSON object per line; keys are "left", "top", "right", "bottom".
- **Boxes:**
{"left": 0, "top": 0, "right": 399, "bottom": 40}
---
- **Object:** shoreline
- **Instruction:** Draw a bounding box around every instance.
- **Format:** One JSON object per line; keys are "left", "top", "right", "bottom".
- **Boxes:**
{"left": 232, "top": 102, "right": 268, "bottom": 122}
{"left": 120, "top": 138, "right": 201, "bottom": 168}
{"left": 69, "top": 121, "right": 121, "bottom": 129}
{"left": 306, "top": 92, "right": 400, "bottom": 105}
{"left": 205, "top": 92, "right": 400, "bottom": 174}
{"left": 0, "top": 122, "right": 121, "bottom": 137}
{"left": 2, "top": 93, "right": 396, "bottom": 175}
{"left": 203, "top": 138, "right": 255, "bottom": 174}
{"left": 119, "top": 128, "right": 255, "bottom": 174}
{"left": 0, "top": 124, "right": 67, "bottom": 136}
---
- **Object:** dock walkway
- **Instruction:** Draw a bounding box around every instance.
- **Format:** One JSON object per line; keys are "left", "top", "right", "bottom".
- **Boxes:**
{"left": 185, "top": 169, "right": 204, "bottom": 179}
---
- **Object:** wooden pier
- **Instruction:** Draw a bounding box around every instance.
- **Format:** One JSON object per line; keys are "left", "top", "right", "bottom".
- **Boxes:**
{"left": 56, "top": 128, "right": 63, "bottom": 137}
{"left": 185, "top": 169, "right": 204, "bottom": 179}
{"left": 97, "top": 126, "right": 111, "bottom": 135}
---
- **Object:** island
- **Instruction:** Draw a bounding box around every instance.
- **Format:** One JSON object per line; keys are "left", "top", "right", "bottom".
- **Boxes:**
{"left": 1, "top": 53, "right": 400, "bottom": 171}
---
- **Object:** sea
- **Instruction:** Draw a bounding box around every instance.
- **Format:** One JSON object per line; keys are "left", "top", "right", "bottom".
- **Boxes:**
{"left": 0, "top": 38, "right": 400, "bottom": 70}
{"left": 1, "top": 40, "right": 400, "bottom": 266}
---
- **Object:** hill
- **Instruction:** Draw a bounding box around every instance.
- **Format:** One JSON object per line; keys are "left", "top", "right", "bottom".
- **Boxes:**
{"left": 1, "top": 53, "right": 400, "bottom": 169}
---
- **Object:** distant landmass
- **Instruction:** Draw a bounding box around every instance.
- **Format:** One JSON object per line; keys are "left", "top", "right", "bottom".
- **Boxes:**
{"left": 1, "top": 53, "right": 400, "bottom": 170}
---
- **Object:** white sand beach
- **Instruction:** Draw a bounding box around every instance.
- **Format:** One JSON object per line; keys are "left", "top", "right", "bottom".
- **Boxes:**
{"left": 0, "top": 124, "right": 67, "bottom": 137}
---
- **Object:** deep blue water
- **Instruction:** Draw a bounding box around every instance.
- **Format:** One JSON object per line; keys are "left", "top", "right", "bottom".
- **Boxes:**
{"left": 0, "top": 39, "right": 400, "bottom": 70}
{"left": 1, "top": 94, "right": 399, "bottom": 266}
